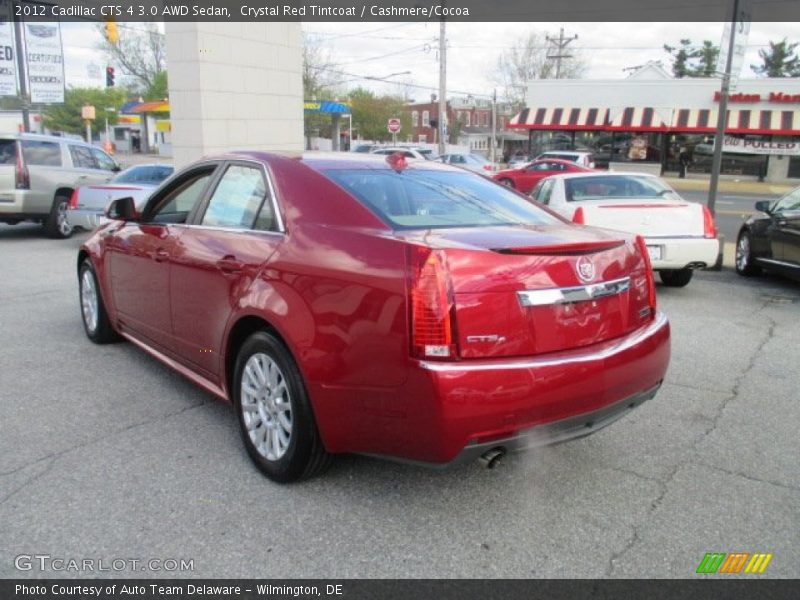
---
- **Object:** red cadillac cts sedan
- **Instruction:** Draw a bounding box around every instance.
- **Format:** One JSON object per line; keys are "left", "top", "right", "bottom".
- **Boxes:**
{"left": 77, "top": 151, "right": 670, "bottom": 482}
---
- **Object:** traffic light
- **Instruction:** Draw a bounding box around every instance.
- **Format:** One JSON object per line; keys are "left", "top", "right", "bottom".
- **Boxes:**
{"left": 105, "top": 20, "right": 119, "bottom": 44}
{"left": 106, "top": 66, "right": 115, "bottom": 87}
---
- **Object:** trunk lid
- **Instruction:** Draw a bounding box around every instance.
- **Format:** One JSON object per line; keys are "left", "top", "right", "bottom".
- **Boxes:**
{"left": 575, "top": 198, "right": 704, "bottom": 237}
{"left": 399, "top": 225, "right": 653, "bottom": 359}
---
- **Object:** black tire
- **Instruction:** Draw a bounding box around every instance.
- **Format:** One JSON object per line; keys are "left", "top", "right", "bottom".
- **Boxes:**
{"left": 233, "top": 331, "right": 332, "bottom": 483}
{"left": 735, "top": 230, "right": 761, "bottom": 276}
{"left": 78, "top": 260, "right": 119, "bottom": 344}
{"left": 499, "top": 178, "right": 515, "bottom": 188}
{"left": 44, "top": 194, "right": 73, "bottom": 239}
{"left": 659, "top": 268, "right": 694, "bottom": 287}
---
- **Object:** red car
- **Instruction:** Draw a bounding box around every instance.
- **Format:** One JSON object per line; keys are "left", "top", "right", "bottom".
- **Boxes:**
{"left": 78, "top": 152, "right": 670, "bottom": 482}
{"left": 493, "top": 158, "right": 592, "bottom": 193}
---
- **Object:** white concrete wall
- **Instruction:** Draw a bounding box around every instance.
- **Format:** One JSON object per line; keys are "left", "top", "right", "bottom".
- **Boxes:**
{"left": 165, "top": 22, "right": 303, "bottom": 168}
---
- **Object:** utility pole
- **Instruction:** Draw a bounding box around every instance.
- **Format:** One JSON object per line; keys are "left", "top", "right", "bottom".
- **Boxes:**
{"left": 546, "top": 28, "right": 578, "bottom": 78}
{"left": 12, "top": 1, "right": 30, "bottom": 132}
{"left": 438, "top": 17, "right": 447, "bottom": 156}
{"left": 708, "top": 0, "right": 743, "bottom": 217}
{"left": 490, "top": 89, "right": 497, "bottom": 166}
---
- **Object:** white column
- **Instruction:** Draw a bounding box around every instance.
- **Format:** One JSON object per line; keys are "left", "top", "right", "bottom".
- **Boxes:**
{"left": 165, "top": 22, "right": 304, "bottom": 168}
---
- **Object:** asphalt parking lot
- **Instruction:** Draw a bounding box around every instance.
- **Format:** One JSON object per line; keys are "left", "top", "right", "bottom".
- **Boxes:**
{"left": 0, "top": 223, "right": 798, "bottom": 579}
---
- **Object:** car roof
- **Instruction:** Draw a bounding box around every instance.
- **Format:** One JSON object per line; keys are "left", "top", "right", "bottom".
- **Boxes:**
{"left": 0, "top": 132, "right": 91, "bottom": 145}
{"left": 209, "top": 150, "right": 455, "bottom": 172}
{"left": 552, "top": 171, "right": 660, "bottom": 180}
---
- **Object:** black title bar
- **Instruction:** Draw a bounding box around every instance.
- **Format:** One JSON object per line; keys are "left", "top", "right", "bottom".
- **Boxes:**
{"left": 6, "top": 0, "right": 800, "bottom": 22}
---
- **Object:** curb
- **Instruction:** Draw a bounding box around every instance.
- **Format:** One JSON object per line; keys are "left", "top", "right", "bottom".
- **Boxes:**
{"left": 664, "top": 177, "right": 794, "bottom": 196}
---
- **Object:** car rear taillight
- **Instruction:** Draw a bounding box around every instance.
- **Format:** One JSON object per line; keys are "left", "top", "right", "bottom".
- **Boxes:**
{"left": 15, "top": 142, "right": 29, "bottom": 190}
{"left": 408, "top": 246, "right": 457, "bottom": 360}
{"left": 635, "top": 235, "right": 657, "bottom": 318}
{"left": 702, "top": 206, "right": 717, "bottom": 239}
{"left": 68, "top": 189, "right": 79, "bottom": 210}
{"left": 572, "top": 207, "right": 585, "bottom": 224}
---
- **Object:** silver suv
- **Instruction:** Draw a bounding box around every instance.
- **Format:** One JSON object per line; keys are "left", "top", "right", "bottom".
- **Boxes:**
{"left": 0, "top": 133, "right": 120, "bottom": 238}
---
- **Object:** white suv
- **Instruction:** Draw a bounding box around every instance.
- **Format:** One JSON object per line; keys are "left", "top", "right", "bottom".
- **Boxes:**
{"left": 535, "top": 151, "right": 595, "bottom": 168}
{"left": 0, "top": 133, "right": 120, "bottom": 238}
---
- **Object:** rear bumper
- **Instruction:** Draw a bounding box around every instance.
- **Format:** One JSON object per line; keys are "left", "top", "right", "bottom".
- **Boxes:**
{"left": 68, "top": 208, "right": 106, "bottom": 230}
{"left": 646, "top": 236, "right": 719, "bottom": 270}
{"left": 325, "top": 311, "right": 670, "bottom": 464}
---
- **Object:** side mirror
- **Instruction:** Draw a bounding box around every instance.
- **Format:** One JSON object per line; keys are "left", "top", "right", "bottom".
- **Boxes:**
{"left": 106, "top": 197, "right": 138, "bottom": 221}
{"left": 754, "top": 200, "right": 771, "bottom": 214}
{"left": 111, "top": 163, "right": 122, "bottom": 172}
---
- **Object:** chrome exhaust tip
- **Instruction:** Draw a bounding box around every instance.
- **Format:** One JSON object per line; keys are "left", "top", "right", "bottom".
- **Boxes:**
{"left": 479, "top": 447, "right": 506, "bottom": 469}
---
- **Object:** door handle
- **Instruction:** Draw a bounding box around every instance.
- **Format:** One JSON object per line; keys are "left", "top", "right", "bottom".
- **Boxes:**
{"left": 216, "top": 255, "right": 243, "bottom": 273}
{"left": 153, "top": 248, "right": 169, "bottom": 262}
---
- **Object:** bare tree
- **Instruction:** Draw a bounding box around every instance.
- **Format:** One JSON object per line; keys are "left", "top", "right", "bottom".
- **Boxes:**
{"left": 492, "top": 31, "right": 586, "bottom": 108}
{"left": 303, "top": 33, "right": 340, "bottom": 100}
{"left": 97, "top": 22, "right": 165, "bottom": 92}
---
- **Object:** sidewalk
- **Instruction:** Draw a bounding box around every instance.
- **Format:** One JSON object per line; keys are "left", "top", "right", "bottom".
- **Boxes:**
{"left": 664, "top": 174, "right": 795, "bottom": 195}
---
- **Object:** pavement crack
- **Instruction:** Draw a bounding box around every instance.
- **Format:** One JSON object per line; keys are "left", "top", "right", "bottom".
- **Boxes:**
{"left": 0, "top": 400, "right": 211, "bottom": 480}
{"left": 605, "top": 464, "right": 680, "bottom": 576}
{"left": 694, "top": 462, "right": 800, "bottom": 492}
{"left": 0, "top": 458, "right": 57, "bottom": 506}
{"left": 697, "top": 311, "right": 776, "bottom": 443}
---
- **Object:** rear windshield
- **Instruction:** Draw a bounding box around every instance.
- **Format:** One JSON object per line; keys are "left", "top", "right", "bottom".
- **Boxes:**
{"left": 113, "top": 165, "right": 174, "bottom": 184}
{"left": 565, "top": 175, "right": 672, "bottom": 202}
{"left": 323, "top": 168, "right": 560, "bottom": 229}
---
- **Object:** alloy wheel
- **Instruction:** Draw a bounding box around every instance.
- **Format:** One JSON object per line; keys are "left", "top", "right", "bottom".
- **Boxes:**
{"left": 80, "top": 269, "right": 99, "bottom": 334}
{"left": 240, "top": 353, "right": 293, "bottom": 461}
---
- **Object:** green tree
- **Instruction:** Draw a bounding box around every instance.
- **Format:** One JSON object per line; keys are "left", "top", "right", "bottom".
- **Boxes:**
{"left": 751, "top": 38, "right": 800, "bottom": 77}
{"left": 42, "top": 87, "right": 127, "bottom": 137}
{"left": 664, "top": 39, "right": 719, "bottom": 78}
{"left": 144, "top": 70, "right": 169, "bottom": 101}
{"left": 347, "top": 88, "right": 410, "bottom": 142}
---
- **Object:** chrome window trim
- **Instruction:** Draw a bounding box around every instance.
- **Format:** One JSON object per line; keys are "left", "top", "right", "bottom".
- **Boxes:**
{"left": 517, "top": 276, "right": 631, "bottom": 307}
{"left": 170, "top": 223, "right": 285, "bottom": 237}
{"left": 192, "top": 158, "right": 285, "bottom": 233}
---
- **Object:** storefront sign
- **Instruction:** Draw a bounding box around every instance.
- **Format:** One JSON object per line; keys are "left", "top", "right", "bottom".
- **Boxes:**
{"left": 0, "top": 19, "right": 16, "bottom": 97}
{"left": 722, "top": 136, "right": 800, "bottom": 155}
{"left": 714, "top": 91, "right": 800, "bottom": 103}
{"left": 25, "top": 22, "right": 65, "bottom": 104}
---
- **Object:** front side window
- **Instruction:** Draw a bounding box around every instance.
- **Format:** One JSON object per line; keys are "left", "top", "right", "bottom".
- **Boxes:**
{"left": 90, "top": 147, "right": 118, "bottom": 171}
{"left": 201, "top": 165, "right": 268, "bottom": 230}
{"left": 68, "top": 145, "right": 97, "bottom": 169}
{"left": 146, "top": 169, "right": 215, "bottom": 224}
{"left": 323, "top": 168, "right": 559, "bottom": 230}
{"left": 22, "top": 140, "right": 62, "bottom": 166}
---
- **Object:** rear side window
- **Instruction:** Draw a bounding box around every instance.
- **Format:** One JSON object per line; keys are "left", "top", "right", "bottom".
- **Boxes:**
{"left": 323, "top": 168, "right": 559, "bottom": 230}
{"left": 201, "top": 165, "right": 268, "bottom": 230}
{"left": 68, "top": 145, "right": 97, "bottom": 169}
{"left": 21, "top": 141, "right": 62, "bottom": 166}
{"left": 90, "top": 148, "right": 117, "bottom": 171}
{"left": 0, "top": 139, "right": 16, "bottom": 165}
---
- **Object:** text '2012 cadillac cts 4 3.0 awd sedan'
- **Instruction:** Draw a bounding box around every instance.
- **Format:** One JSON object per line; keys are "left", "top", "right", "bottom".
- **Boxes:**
{"left": 77, "top": 151, "right": 670, "bottom": 483}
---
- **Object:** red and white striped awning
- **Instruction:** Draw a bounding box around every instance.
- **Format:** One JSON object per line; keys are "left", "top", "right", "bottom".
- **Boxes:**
{"left": 509, "top": 106, "right": 800, "bottom": 135}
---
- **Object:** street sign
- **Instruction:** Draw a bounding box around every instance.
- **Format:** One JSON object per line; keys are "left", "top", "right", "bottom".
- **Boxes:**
{"left": 387, "top": 118, "right": 401, "bottom": 134}
{"left": 81, "top": 105, "right": 96, "bottom": 120}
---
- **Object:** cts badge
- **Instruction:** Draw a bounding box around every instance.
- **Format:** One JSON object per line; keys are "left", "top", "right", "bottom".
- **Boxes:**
{"left": 576, "top": 256, "right": 596, "bottom": 282}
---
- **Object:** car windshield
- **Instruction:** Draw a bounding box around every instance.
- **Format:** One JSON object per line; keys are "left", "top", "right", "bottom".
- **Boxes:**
{"left": 113, "top": 165, "right": 174, "bottom": 185}
{"left": 323, "top": 168, "right": 560, "bottom": 229}
{"left": 564, "top": 175, "right": 673, "bottom": 202}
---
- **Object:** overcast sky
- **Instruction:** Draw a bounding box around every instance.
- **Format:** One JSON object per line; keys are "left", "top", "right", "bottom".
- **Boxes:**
{"left": 61, "top": 21, "right": 800, "bottom": 99}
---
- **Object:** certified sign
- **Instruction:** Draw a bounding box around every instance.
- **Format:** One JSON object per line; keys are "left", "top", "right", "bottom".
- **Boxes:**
{"left": 387, "top": 118, "right": 401, "bottom": 134}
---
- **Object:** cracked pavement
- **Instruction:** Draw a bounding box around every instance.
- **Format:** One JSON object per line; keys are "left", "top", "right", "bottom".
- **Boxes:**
{"left": 0, "top": 223, "right": 798, "bottom": 578}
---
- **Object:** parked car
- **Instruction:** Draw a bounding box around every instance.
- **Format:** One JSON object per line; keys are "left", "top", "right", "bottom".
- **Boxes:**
{"left": 535, "top": 151, "right": 596, "bottom": 168}
{"left": 78, "top": 152, "right": 670, "bottom": 482}
{"left": 493, "top": 158, "right": 592, "bottom": 193}
{"left": 370, "top": 147, "right": 436, "bottom": 160}
{"left": 0, "top": 133, "right": 120, "bottom": 238}
{"left": 507, "top": 154, "right": 531, "bottom": 168}
{"left": 735, "top": 186, "right": 800, "bottom": 281}
{"left": 530, "top": 172, "right": 719, "bottom": 287}
{"left": 351, "top": 144, "right": 377, "bottom": 153}
{"left": 440, "top": 153, "right": 496, "bottom": 173}
{"left": 67, "top": 164, "right": 174, "bottom": 231}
